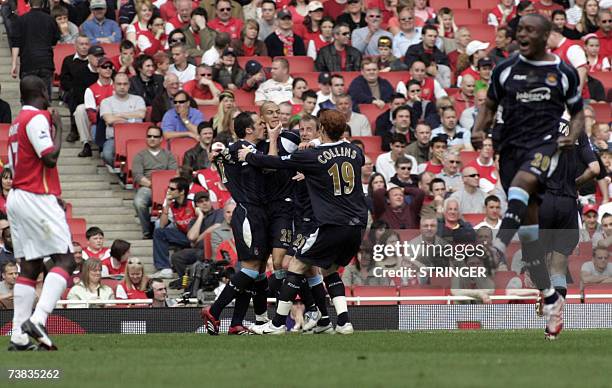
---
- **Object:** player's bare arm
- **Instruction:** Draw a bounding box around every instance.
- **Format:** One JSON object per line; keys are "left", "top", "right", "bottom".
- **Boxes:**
{"left": 41, "top": 108, "right": 63, "bottom": 168}
{"left": 472, "top": 97, "right": 498, "bottom": 143}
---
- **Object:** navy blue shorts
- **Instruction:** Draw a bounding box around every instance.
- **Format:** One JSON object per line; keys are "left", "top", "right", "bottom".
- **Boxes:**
{"left": 265, "top": 200, "right": 294, "bottom": 250}
{"left": 499, "top": 142, "right": 559, "bottom": 194}
{"left": 296, "top": 225, "right": 364, "bottom": 269}
{"left": 230, "top": 204, "right": 270, "bottom": 262}
{"left": 538, "top": 193, "right": 580, "bottom": 256}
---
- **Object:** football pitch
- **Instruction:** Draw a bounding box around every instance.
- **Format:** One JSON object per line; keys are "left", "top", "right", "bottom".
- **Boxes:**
{"left": 1, "top": 330, "right": 611, "bottom": 388}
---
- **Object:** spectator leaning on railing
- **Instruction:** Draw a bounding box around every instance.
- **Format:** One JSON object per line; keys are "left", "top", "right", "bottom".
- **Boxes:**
{"left": 581, "top": 246, "right": 612, "bottom": 285}
{"left": 67, "top": 259, "right": 115, "bottom": 308}
{"left": 0, "top": 261, "right": 18, "bottom": 309}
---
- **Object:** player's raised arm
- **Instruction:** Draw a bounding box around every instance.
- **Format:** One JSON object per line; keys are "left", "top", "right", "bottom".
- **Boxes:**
{"left": 559, "top": 64, "right": 585, "bottom": 149}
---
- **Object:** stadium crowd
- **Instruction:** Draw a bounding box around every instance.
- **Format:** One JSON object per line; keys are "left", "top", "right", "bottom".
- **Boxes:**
{"left": 0, "top": 0, "right": 611, "bottom": 308}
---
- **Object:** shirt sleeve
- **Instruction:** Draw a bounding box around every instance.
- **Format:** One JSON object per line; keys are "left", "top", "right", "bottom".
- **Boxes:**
{"left": 99, "top": 98, "right": 111, "bottom": 118}
{"left": 567, "top": 45, "right": 588, "bottom": 69}
{"left": 254, "top": 83, "right": 266, "bottom": 102}
{"left": 25, "top": 114, "right": 54, "bottom": 158}
{"left": 561, "top": 64, "right": 583, "bottom": 115}
{"left": 84, "top": 88, "right": 96, "bottom": 110}
{"left": 433, "top": 79, "right": 448, "bottom": 99}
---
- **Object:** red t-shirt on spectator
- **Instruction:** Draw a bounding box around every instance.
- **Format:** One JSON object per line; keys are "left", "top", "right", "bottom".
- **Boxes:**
{"left": 17, "top": 0, "right": 30, "bottom": 16}
{"left": 323, "top": 0, "right": 346, "bottom": 20}
{"left": 183, "top": 80, "right": 223, "bottom": 101}
{"left": 423, "top": 161, "right": 443, "bottom": 174}
{"left": 101, "top": 257, "right": 127, "bottom": 276}
{"left": 82, "top": 246, "right": 111, "bottom": 261}
{"left": 169, "top": 200, "right": 196, "bottom": 234}
{"left": 596, "top": 30, "right": 611, "bottom": 60}
{"left": 534, "top": 1, "right": 563, "bottom": 19}
{"left": 466, "top": 158, "right": 498, "bottom": 191}
{"left": 110, "top": 55, "right": 137, "bottom": 77}
{"left": 338, "top": 48, "right": 347, "bottom": 70}
{"left": 160, "top": 0, "right": 198, "bottom": 21}
{"left": 118, "top": 280, "right": 147, "bottom": 300}
{"left": 207, "top": 18, "right": 244, "bottom": 40}
{"left": 208, "top": 181, "right": 232, "bottom": 209}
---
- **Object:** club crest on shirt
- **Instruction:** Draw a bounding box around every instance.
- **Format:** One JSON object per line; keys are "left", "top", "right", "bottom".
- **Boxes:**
{"left": 38, "top": 130, "right": 49, "bottom": 139}
{"left": 545, "top": 73, "right": 558, "bottom": 87}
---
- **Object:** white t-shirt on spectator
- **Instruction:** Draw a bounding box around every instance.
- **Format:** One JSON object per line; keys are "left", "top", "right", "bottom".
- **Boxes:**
{"left": 201, "top": 47, "right": 220, "bottom": 66}
{"left": 375, "top": 152, "right": 418, "bottom": 183}
{"left": 559, "top": 38, "right": 588, "bottom": 69}
{"left": 255, "top": 77, "right": 293, "bottom": 105}
{"left": 99, "top": 94, "right": 146, "bottom": 139}
{"left": 348, "top": 112, "right": 372, "bottom": 136}
{"left": 581, "top": 261, "right": 612, "bottom": 277}
{"left": 169, "top": 63, "right": 196, "bottom": 85}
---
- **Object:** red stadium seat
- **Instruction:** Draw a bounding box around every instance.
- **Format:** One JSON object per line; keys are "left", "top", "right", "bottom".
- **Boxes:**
{"left": 462, "top": 213, "right": 484, "bottom": 225}
{"left": 168, "top": 137, "right": 197, "bottom": 166}
{"left": 590, "top": 103, "right": 611, "bottom": 123}
{"left": 445, "top": 87, "right": 460, "bottom": 97}
{"left": 352, "top": 286, "right": 398, "bottom": 305}
{"left": 399, "top": 286, "right": 447, "bottom": 305}
{"left": 591, "top": 72, "right": 612, "bottom": 93}
{"left": 379, "top": 71, "right": 409, "bottom": 89}
{"left": 358, "top": 104, "right": 386, "bottom": 131}
{"left": 493, "top": 271, "right": 517, "bottom": 290}
{"left": 72, "top": 233, "right": 87, "bottom": 247}
{"left": 292, "top": 72, "right": 320, "bottom": 91}
{"left": 232, "top": 89, "right": 256, "bottom": 106}
{"left": 453, "top": 9, "right": 484, "bottom": 25}
{"left": 470, "top": 0, "right": 498, "bottom": 9}
{"left": 583, "top": 284, "right": 612, "bottom": 303}
{"left": 342, "top": 72, "right": 361, "bottom": 88}
{"left": 65, "top": 202, "right": 73, "bottom": 218}
{"left": 203, "top": 231, "right": 213, "bottom": 260}
{"left": 277, "top": 56, "right": 315, "bottom": 73}
{"left": 67, "top": 218, "right": 87, "bottom": 236}
{"left": 237, "top": 56, "right": 272, "bottom": 69}
{"left": 99, "top": 43, "right": 120, "bottom": 59}
{"left": 0, "top": 123, "right": 9, "bottom": 142}
{"left": 460, "top": 24, "right": 496, "bottom": 44}
{"left": 430, "top": 0, "right": 468, "bottom": 10}
{"left": 577, "top": 241, "right": 592, "bottom": 258}
{"left": 101, "top": 278, "right": 121, "bottom": 292}
{"left": 114, "top": 122, "right": 153, "bottom": 168}
{"left": 53, "top": 44, "right": 73, "bottom": 87}
{"left": 459, "top": 150, "right": 478, "bottom": 166}
{"left": 150, "top": 170, "right": 177, "bottom": 217}
{"left": 352, "top": 136, "right": 383, "bottom": 153}
{"left": 0, "top": 140, "right": 7, "bottom": 165}
{"left": 123, "top": 139, "right": 148, "bottom": 184}
{"left": 198, "top": 105, "right": 218, "bottom": 121}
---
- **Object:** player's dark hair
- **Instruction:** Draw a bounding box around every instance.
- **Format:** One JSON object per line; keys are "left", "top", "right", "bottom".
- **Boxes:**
{"left": 234, "top": 111, "right": 256, "bottom": 139}
{"left": 429, "top": 177, "right": 446, "bottom": 192}
{"left": 135, "top": 54, "right": 154, "bottom": 72}
{"left": 198, "top": 120, "right": 213, "bottom": 134}
{"left": 302, "top": 89, "right": 317, "bottom": 101}
{"left": 330, "top": 74, "right": 344, "bottom": 83}
{"left": 517, "top": 0, "right": 533, "bottom": 13}
{"left": 262, "top": 0, "right": 276, "bottom": 8}
{"left": 169, "top": 176, "right": 190, "bottom": 197}
{"left": 110, "top": 239, "right": 131, "bottom": 260}
{"left": 390, "top": 92, "right": 406, "bottom": 103}
{"left": 551, "top": 9, "right": 566, "bottom": 20}
{"left": 20, "top": 75, "right": 48, "bottom": 106}
{"left": 484, "top": 195, "right": 500, "bottom": 206}
{"left": 602, "top": 213, "right": 612, "bottom": 222}
{"left": 392, "top": 105, "right": 411, "bottom": 120}
{"left": 395, "top": 156, "right": 413, "bottom": 168}
{"left": 320, "top": 110, "right": 346, "bottom": 141}
{"left": 147, "top": 125, "right": 163, "bottom": 137}
{"left": 86, "top": 226, "right": 104, "bottom": 239}
{"left": 120, "top": 39, "right": 135, "bottom": 52}
{"left": 293, "top": 77, "right": 307, "bottom": 89}
{"left": 389, "top": 133, "right": 408, "bottom": 146}
{"left": 1, "top": 260, "right": 17, "bottom": 275}
{"left": 422, "top": 25, "right": 437, "bottom": 36}
{"left": 430, "top": 135, "right": 448, "bottom": 147}
{"left": 191, "top": 6, "right": 208, "bottom": 19}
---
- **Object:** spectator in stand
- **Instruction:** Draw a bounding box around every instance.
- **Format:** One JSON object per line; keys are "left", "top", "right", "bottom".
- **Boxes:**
{"left": 377, "top": 36, "right": 407, "bottom": 72}
{"left": 488, "top": 0, "right": 516, "bottom": 27}
{"left": 376, "top": 133, "right": 413, "bottom": 182}
{"left": 436, "top": 7, "right": 457, "bottom": 41}
{"left": 383, "top": 105, "right": 414, "bottom": 152}
{"left": 151, "top": 177, "right": 198, "bottom": 279}
{"left": 125, "top": 1, "right": 164, "bottom": 56}
{"left": 133, "top": 126, "right": 179, "bottom": 239}
{"left": 52, "top": 6, "right": 78, "bottom": 44}
{"left": 152, "top": 73, "right": 191, "bottom": 123}
{"left": 581, "top": 246, "right": 612, "bottom": 284}
{"left": 258, "top": 0, "right": 277, "bottom": 41}
{"left": 296, "top": 1, "right": 325, "bottom": 43}
{"left": 373, "top": 183, "right": 425, "bottom": 229}
{"left": 212, "top": 91, "right": 237, "bottom": 137}
{"left": 361, "top": 155, "right": 374, "bottom": 194}
{"left": 230, "top": 19, "right": 267, "bottom": 57}
{"left": 474, "top": 57, "right": 493, "bottom": 92}
{"left": 407, "top": 216, "right": 449, "bottom": 270}
{"left": 392, "top": 7, "right": 422, "bottom": 58}
{"left": 296, "top": 90, "right": 318, "bottom": 118}
{"left": 154, "top": 51, "right": 171, "bottom": 77}
{"left": 9, "top": 0, "right": 59, "bottom": 93}
{"left": 115, "top": 257, "right": 148, "bottom": 300}
{"left": 413, "top": 0, "right": 434, "bottom": 26}
{"left": 255, "top": 58, "right": 293, "bottom": 105}
{"left": 436, "top": 150, "right": 463, "bottom": 193}
{"left": 466, "top": 136, "right": 498, "bottom": 193}
{"left": 0, "top": 225, "right": 14, "bottom": 265}
{"left": 289, "top": 78, "right": 308, "bottom": 107}
{"left": 164, "top": 0, "right": 192, "bottom": 35}
{"left": 366, "top": 173, "right": 386, "bottom": 210}
{"left": 450, "top": 166, "right": 486, "bottom": 214}
{"left": 82, "top": 226, "right": 110, "bottom": 261}
{"left": 551, "top": 10, "right": 583, "bottom": 41}
{"left": 182, "top": 8, "right": 216, "bottom": 58}
{"left": 388, "top": 156, "right": 418, "bottom": 188}
{"left": 161, "top": 90, "right": 204, "bottom": 140}
{"left": 279, "top": 102, "right": 293, "bottom": 130}
{"left": 74, "top": 56, "right": 114, "bottom": 158}
{"left": 183, "top": 64, "right": 222, "bottom": 106}
{"left": 420, "top": 177, "right": 446, "bottom": 219}
{"left": 239, "top": 59, "right": 267, "bottom": 92}
{"left": 307, "top": 16, "right": 335, "bottom": 60}
{"left": 316, "top": 73, "right": 344, "bottom": 112}
{"left": 405, "top": 80, "right": 440, "bottom": 130}
{"left": 581, "top": 204, "right": 602, "bottom": 242}
{"left": 336, "top": 0, "right": 366, "bottom": 33}
{"left": 212, "top": 48, "right": 245, "bottom": 90}
{"left": 406, "top": 123, "right": 432, "bottom": 165}
{"left": 265, "top": 9, "right": 306, "bottom": 57}
{"left": 548, "top": 28, "right": 588, "bottom": 96}
{"left": 437, "top": 197, "right": 477, "bottom": 244}
{"left": 183, "top": 122, "right": 213, "bottom": 171}
{"left": 432, "top": 107, "right": 473, "bottom": 152}
{"left": 397, "top": 59, "right": 447, "bottom": 102}
{"left": 70, "top": 242, "right": 84, "bottom": 285}
{"left": 592, "top": 213, "right": 612, "bottom": 249}
{"left": 208, "top": 0, "right": 243, "bottom": 41}
{"left": 348, "top": 57, "right": 393, "bottom": 108}
{"left": 489, "top": 26, "right": 512, "bottom": 64}
{"left": 584, "top": 34, "right": 611, "bottom": 73}
{"left": 458, "top": 41, "right": 489, "bottom": 87}
{"left": 129, "top": 54, "right": 165, "bottom": 106}
{"left": 169, "top": 43, "right": 196, "bottom": 84}
{"left": 0, "top": 168, "right": 12, "bottom": 214}
{"left": 508, "top": 1, "right": 537, "bottom": 41}
{"left": 403, "top": 25, "right": 449, "bottom": 69}
{"left": 81, "top": 0, "right": 121, "bottom": 44}
{"left": 67, "top": 259, "right": 115, "bottom": 308}
{"left": 450, "top": 254, "right": 494, "bottom": 304}
{"left": 420, "top": 135, "right": 447, "bottom": 174}
{"left": 160, "top": 0, "right": 188, "bottom": 21}
{"left": 567, "top": 0, "right": 586, "bottom": 27}
{"left": 148, "top": 278, "right": 177, "bottom": 307}
{"left": 375, "top": 93, "right": 406, "bottom": 146}
{"left": 534, "top": 0, "right": 563, "bottom": 19}
{"left": 108, "top": 40, "right": 137, "bottom": 78}
{"left": 62, "top": 35, "right": 96, "bottom": 143}
{"left": 335, "top": 94, "right": 371, "bottom": 136}
{"left": 167, "top": 28, "right": 187, "bottom": 49}
{"left": 101, "top": 239, "right": 130, "bottom": 277}
{"left": 351, "top": 8, "right": 392, "bottom": 56}
{"left": 315, "top": 23, "right": 362, "bottom": 72}
{"left": 596, "top": 9, "right": 611, "bottom": 59}
{"left": 474, "top": 195, "right": 502, "bottom": 232}
{"left": 461, "top": 89, "right": 488, "bottom": 137}
{"left": 99, "top": 72, "right": 147, "bottom": 165}
{"left": 0, "top": 262, "right": 18, "bottom": 309}
{"left": 454, "top": 75, "right": 476, "bottom": 119}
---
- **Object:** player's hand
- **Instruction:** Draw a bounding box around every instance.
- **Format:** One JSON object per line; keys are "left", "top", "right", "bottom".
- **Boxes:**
{"left": 557, "top": 135, "right": 576, "bottom": 150}
{"left": 292, "top": 172, "right": 305, "bottom": 181}
{"left": 237, "top": 145, "right": 251, "bottom": 162}
{"left": 10, "top": 63, "right": 18, "bottom": 79}
{"left": 209, "top": 149, "right": 220, "bottom": 162}
{"left": 481, "top": 294, "right": 492, "bottom": 304}
{"left": 298, "top": 141, "right": 314, "bottom": 150}
{"left": 267, "top": 122, "right": 281, "bottom": 140}
{"left": 373, "top": 99, "right": 385, "bottom": 109}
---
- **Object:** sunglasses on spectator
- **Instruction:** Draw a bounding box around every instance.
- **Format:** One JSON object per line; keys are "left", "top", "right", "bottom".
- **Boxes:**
{"left": 464, "top": 173, "right": 480, "bottom": 178}
{"left": 398, "top": 166, "right": 412, "bottom": 170}
{"left": 100, "top": 64, "right": 113, "bottom": 70}
{"left": 449, "top": 160, "right": 460, "bottom": 164}
{"left": 174, "top": 99, "right": 188, "bottom": 104}
{"left": 601, "top": 19, "right": 611, "bottom": 24}
{"left": 339, "top": 32, "right": 350, "bottom": 36}
{"left": 368, "top": 15, "right": 381, "bottom": 18}
{"left": 168, "top": 186, "right": 178, "bottom": 191}
{"left": 400, "top": 17, "right": 413, "bottom": 21}
{"left": 199, "top": 73, "right": 213, "bottom": 77}
{"left": 409, "top": 88, "right": 421, "bottom": 92}
{"left": 147, "top": 134, "right": 162, "bottom": 138}
{"left": 170, "top": 38, "right": 186, "bottom": 43}
{"left": 218, "top": 7, "right": 231, "bottom": 11}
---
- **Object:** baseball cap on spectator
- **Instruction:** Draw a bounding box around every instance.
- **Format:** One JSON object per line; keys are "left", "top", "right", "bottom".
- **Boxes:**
{"left": 194, "top": 191, "right": 210, "bottom": 202}
{"left": 318, "top": 72, "right": 331, "bottom": 85}
{"left": 583, "top": 204, "right": 599, "bottom": 216}
{"left": 88, "top": 45, "right": 105, "bottom": 57}
{"left": 245, "top": 60, "right": 262, "bottom": 75}
{"left": 98, "top": 57, "right": 114, "bottom": 68}
{"left": 307, "top": 1, "right": 324, "bottom": 12}
{"left": 378, "top": 36, "right": 392, "bottom": 48}
{"left": 90, "top": 0, "right": 107, "bottom": 9}
{"left": 222, "top": 48, "right": 236, "bottom": 57}
{"left": 477, "top": 57, "right": 493, "bottom": 68}
{"left": 277, "top": 9, "right": 292, "bottom": 19}
{"left": 466, "top": 40, "right": 490, "bottom": 56}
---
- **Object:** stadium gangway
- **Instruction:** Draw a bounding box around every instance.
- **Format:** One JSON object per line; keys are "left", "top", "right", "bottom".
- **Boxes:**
{"left": 54, "top": 293, "right": 607, "bottom": 308}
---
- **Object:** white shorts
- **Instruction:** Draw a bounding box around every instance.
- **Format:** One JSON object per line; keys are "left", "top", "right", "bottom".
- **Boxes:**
{"left": 6, "top": 189, "right": 73, "bottom": 260}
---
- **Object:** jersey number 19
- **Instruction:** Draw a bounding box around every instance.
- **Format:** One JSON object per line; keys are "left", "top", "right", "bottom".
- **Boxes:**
{"left": 328, "top": 162, "right": 355, "bottom": 196}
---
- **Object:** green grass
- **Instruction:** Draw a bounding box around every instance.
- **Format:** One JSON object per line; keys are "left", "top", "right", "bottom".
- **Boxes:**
{"left": 1, "top": 330, "right": 611, "bottom": 388}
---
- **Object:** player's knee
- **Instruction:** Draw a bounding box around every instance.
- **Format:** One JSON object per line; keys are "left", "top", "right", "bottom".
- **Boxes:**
{"left": 511, "top": 172, "right": 538, "bottom": 193}
{"left": 517, "top": 225, "right": 539, "bottom": 243}
{"left": 241, "top": 259, "right": 260, "bottom": 271}
{"left": 287, "top": 258, "right": 308, "bottom": 274}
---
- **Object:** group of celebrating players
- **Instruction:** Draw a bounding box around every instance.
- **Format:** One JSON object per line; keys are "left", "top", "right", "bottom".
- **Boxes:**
{"left": 5, "top": 12, "right": 594, "bottom": 349}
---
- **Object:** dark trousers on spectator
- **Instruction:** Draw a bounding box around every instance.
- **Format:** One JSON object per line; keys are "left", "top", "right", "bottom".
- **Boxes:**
{"left": 153, "top": 226, "right": 191, "bottom": 270}
{"left": 171, "top": 248, "right": 203, "bottom": 278}
{"left": 1, "top": 3, "right": 15, "bottom": 47}
{"left": 21, "top": 68, "right": 53, "bottom": 101}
